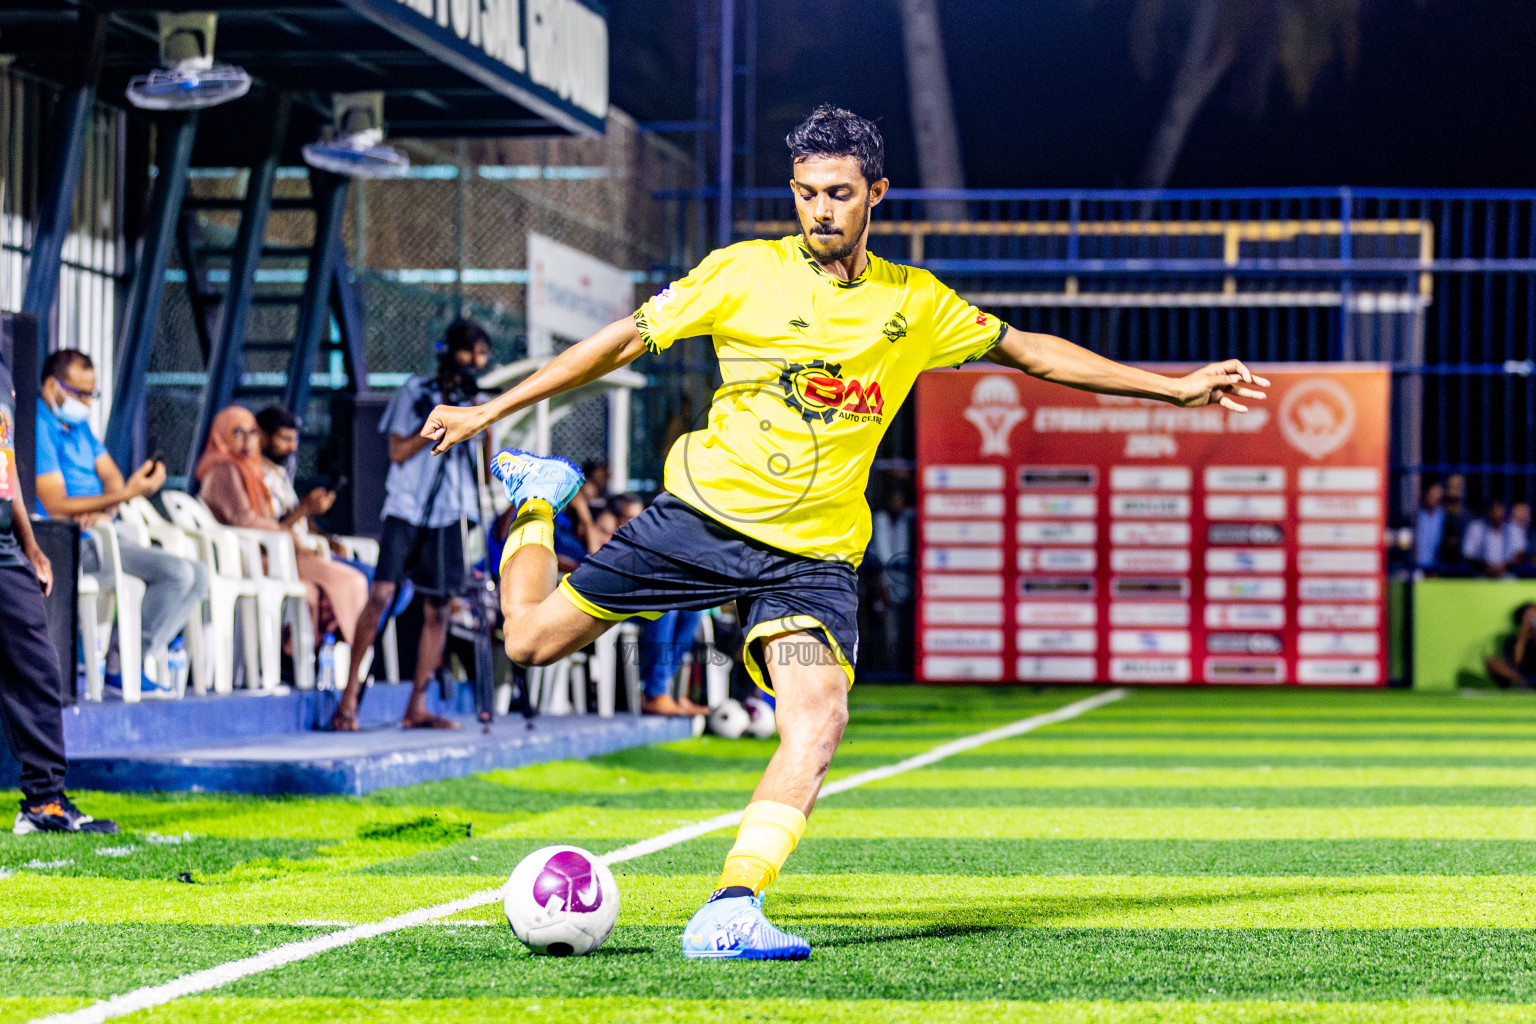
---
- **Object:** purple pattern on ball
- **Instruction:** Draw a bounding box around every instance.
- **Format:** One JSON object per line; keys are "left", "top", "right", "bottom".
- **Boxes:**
{"left": 532, "top": 850, "right": 603, "bottom": 912}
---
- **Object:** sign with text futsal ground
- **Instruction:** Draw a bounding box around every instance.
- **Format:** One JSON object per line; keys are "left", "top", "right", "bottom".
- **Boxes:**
{"left": 915, "top": 365, "right": 1390, "bottom": 686}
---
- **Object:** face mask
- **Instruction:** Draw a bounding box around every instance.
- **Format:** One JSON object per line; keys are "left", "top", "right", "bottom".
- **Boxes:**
{"left": 53, "top": 394, "right": 90, "bottom": 425}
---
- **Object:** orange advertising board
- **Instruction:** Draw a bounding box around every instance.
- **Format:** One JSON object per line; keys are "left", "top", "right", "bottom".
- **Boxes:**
{"left": 914, "top": 365, "right": 1391, "bottom": 686}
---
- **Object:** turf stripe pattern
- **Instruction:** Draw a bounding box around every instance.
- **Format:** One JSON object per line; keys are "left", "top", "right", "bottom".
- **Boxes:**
{"left": 7, "top": 686, "right": 1536, "bottom": 1024}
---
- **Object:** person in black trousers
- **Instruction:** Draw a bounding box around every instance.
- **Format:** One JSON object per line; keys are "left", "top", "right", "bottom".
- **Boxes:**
{"left": 0, "top": 358, "right": 116, "bottom": 834}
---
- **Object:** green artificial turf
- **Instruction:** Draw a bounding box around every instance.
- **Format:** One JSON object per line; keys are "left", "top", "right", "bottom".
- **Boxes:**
{"left": 6, "top": 685, "right": 1536, "bottom": 1024}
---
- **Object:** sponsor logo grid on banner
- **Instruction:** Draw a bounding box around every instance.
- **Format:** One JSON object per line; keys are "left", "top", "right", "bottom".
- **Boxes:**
{"left": 915, "top": 367, "right": 1389, "bottom": 685}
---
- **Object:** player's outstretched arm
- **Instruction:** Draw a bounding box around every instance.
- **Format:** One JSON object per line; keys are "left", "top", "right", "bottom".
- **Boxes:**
{"left": 984, "top": 326, "right": 1270, "bottom": 412}
{"left": 423, "top": 317, "right": 647, "bottom": 454}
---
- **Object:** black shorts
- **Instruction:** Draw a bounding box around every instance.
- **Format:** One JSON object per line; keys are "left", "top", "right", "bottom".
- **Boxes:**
{"left": 376, "top": 515, "right": 465, "bottom": 598}
{"left": 562, "top": 494, "right": 858, "bottom": 694}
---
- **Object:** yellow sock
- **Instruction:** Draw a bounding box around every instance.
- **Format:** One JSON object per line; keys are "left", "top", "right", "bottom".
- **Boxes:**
{"left": 500, "top": 499, "right": 554, "bottom": 574}
{"left": 716, "top": 800, "right": 807, "bottom": 894}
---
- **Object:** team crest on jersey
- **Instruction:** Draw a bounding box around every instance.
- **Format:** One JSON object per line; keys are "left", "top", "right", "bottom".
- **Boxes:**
{"left": 881, "top": 312, "right": 908, "bottom": 344}
{"left": 779, "top": 360, "right": 885, "bottom": 425}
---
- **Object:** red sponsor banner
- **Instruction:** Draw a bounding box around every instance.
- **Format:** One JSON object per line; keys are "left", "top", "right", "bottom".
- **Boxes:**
{"left": 915, "top": 365, "right": 1390, "bottom": 686}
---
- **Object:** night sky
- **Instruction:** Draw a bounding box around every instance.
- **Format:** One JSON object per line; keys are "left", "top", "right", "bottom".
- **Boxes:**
{"left": 611, "top": 0, "right": 1536, "bottom": 189}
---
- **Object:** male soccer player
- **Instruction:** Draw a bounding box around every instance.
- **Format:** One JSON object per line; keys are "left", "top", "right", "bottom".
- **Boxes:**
{"left": 423, "top": 105, "right": 1269, "bottom": 959}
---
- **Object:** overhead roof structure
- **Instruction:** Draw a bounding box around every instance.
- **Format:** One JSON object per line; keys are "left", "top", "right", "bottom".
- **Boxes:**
{"left": 0, "top": 0, "right": 609, "bottom": 161}
{"left": 2, "top": 0, "right": 610, "bottom": 484}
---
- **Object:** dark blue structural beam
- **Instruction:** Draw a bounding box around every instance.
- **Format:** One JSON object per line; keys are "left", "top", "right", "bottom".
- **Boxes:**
{"left": 331, "top": 239, "right": 370, "bottom": 395}
{"left": 20, "top": 12, "right": 105, "bottom": 362}
{"left": 106, "top": 112, "right": 199, "bottom": 473}
{"left": 188, "top": 95, "right": 291, "bottom": 471}
{"left": 284, "top": 171, "right": 350, "bottom": 420}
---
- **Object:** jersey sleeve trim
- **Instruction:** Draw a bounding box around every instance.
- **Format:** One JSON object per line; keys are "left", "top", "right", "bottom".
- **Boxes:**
{"left": 633, "top": 310, "right": 660, "bottom": 354}
{"left": 943, "top": 315, "right": 1008, "bottom": 368}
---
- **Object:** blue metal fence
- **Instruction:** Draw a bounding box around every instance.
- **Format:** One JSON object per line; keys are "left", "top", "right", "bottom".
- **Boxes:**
{"left": 657, "top": 185, "right": 1536, "bottom": 519}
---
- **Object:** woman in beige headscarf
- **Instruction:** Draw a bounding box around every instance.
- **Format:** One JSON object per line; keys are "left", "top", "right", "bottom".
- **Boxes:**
{"left": 196, "top": 406, "right": 369, "bottom": 648}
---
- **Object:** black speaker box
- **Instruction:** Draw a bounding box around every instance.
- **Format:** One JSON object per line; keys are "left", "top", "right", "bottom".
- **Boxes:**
{"left": 324, "top": 392, "right": 393, "bottom": 539}
{"left": 29, "top": 513, "right": 79, "bottom": 704}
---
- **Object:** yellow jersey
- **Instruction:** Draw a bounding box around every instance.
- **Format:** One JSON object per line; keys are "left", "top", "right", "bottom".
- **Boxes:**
{"left": 633, "top": 235, "right": 1006, "bottom": 566}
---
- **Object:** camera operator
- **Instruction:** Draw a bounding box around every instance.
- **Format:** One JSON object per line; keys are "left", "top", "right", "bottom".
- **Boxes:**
{"left": 331, "top": 320, "right": 491, "bottom": 731}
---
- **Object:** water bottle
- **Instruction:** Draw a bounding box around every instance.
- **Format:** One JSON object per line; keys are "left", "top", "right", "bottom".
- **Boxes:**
{"left": 166, "top": 637, "right": 189, "bottom": 693}
{"left": 317, "top": 634, "right": 336, "bottom": 691}
{"left": 104, "top": 646, "right": 121, "bottom": 692}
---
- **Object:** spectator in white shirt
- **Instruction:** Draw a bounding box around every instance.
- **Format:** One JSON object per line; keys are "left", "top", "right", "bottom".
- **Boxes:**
{"left": 1463, "top": 500, "right": 1527, "bottom": 577}
{"left": 1509, "top": 502, "right": 1533, "bottom": 577}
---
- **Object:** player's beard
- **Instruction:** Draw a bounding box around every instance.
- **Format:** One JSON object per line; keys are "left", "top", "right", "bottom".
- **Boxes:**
{"left": 803, "top": 202, "right": 870, "bottom": 263}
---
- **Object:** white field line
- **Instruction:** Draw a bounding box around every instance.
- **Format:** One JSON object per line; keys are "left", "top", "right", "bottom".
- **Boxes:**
{"left": 29, "top": 687, "right": 1127, "bottom": 1024}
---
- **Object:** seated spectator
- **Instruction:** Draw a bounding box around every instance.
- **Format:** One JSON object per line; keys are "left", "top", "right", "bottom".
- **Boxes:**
{"left": 1437, "top": 474, "right": 1474, "bottom": 574}
{"left": 1414, "top": 479, "right": 1445, "bottom": 573}
{"left": 34, "top": 349, "right": 209, "bottom": 688}
{"left": 196, "top": 407, "right": 368, "bottom": 649}
{"left": 553, "top": 495, "right": 595, "bottom": 568}
{"left": 1463, "top": 500, "right": 1526, "bottom": 577}
{"left": 609, "top": 493, "right": 644, "bottom": 528}
{"left": 255, "top": 406, "right": 366, "bottom": 569}
{"left": 580, "top": 460, "right": 616, "bottom": 549}
{"left": 639, "top": 609, "right": 711, "bottom": 716}
{"left": 1487, "top": 602, "right": 1536, "bottom": 689}
{"left": 1509, "top": 502, "right": 1533, "bottom": 576}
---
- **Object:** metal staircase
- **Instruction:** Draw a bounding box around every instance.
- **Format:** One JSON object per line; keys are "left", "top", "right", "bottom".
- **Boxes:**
{"left": 107, "top": 95, "right": 369, "bottom": 474}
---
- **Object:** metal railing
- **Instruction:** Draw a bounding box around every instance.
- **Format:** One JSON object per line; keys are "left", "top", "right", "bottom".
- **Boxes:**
{"left": 656, "top": 185, "right": 1536, "bottom": 518}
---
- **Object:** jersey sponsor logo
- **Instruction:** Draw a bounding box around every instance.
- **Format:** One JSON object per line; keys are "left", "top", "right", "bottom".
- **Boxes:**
{"left": 881, "top": 312, "right": 908, "bottom": 343}
{"left": 975, "top": 311, "right": 989, "bottom": 327}
{"left": 778, "top": 360, "right": 885, "bottom": 424}
{"left": 652, "top": 284, "right": 678, "bottom": 310}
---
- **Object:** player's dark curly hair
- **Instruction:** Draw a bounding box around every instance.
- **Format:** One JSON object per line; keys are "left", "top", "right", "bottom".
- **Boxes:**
{"left": 786, "top": 105, "right": 884, "bottom": 183}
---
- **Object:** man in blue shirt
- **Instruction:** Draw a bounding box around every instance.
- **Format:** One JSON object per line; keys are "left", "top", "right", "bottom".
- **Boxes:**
{"left": 332, "top": 321, "right": 491, "bottom": 731}
{"left": 1414, "top": 479, "right": 1445, "bottom": 573}
{"left": 35, "top": 350, "right": 208, "bottom": 687}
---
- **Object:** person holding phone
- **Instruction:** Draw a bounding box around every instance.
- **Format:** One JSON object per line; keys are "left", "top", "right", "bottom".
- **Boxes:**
{"left": 34, "top": 350, "right": 208, "bottom": 689}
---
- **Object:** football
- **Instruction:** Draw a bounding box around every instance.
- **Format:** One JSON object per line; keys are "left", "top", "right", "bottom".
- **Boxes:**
{"left": 707, "top": 698, "right": 750, "bottom": 738}
{"left": 503, "top": 845, "right": 620, "bottom": 956}
{"left": 742, "top": 696, "right": 777, "bottom": 738}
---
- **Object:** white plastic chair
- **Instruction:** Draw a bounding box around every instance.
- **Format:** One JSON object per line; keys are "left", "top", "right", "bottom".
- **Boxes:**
{"left": 78, "top": 522, "right": 147, "bottom": 702}
{"left": 616, "top": 621, "right": 643, "bottom": 715}
{"left": 112, "top": 510, "right": 210, "bottom": 697}
{"left": 698, "top": 613, "right": 731, "bottom": 709}
{"left": 160, "top": 491, "right": 313, "bottom": 692}
{"left": 122, "top": 495, "right": 251, "bottom": 695}
{"left": 227, "top": 525, "right": 314, "bottom": 691}
{"left": 76, "top": 572, "right": 103, "bottom": 699}
{"left": 153, "top": 492, "right": 262, "bottom": 694}
{"left": 528, "top": 652, "right": 588, "bottom": 716}
{"left": 591, "top": 629, "right": 619, "bottom": 718}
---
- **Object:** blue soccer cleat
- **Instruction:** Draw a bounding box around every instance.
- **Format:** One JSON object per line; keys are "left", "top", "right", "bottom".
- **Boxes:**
{"left": 681, "top": 894, "right": 810, "bottom": 960}
{"left": 491, "top": 448, "right": 584, "bottom": 515}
